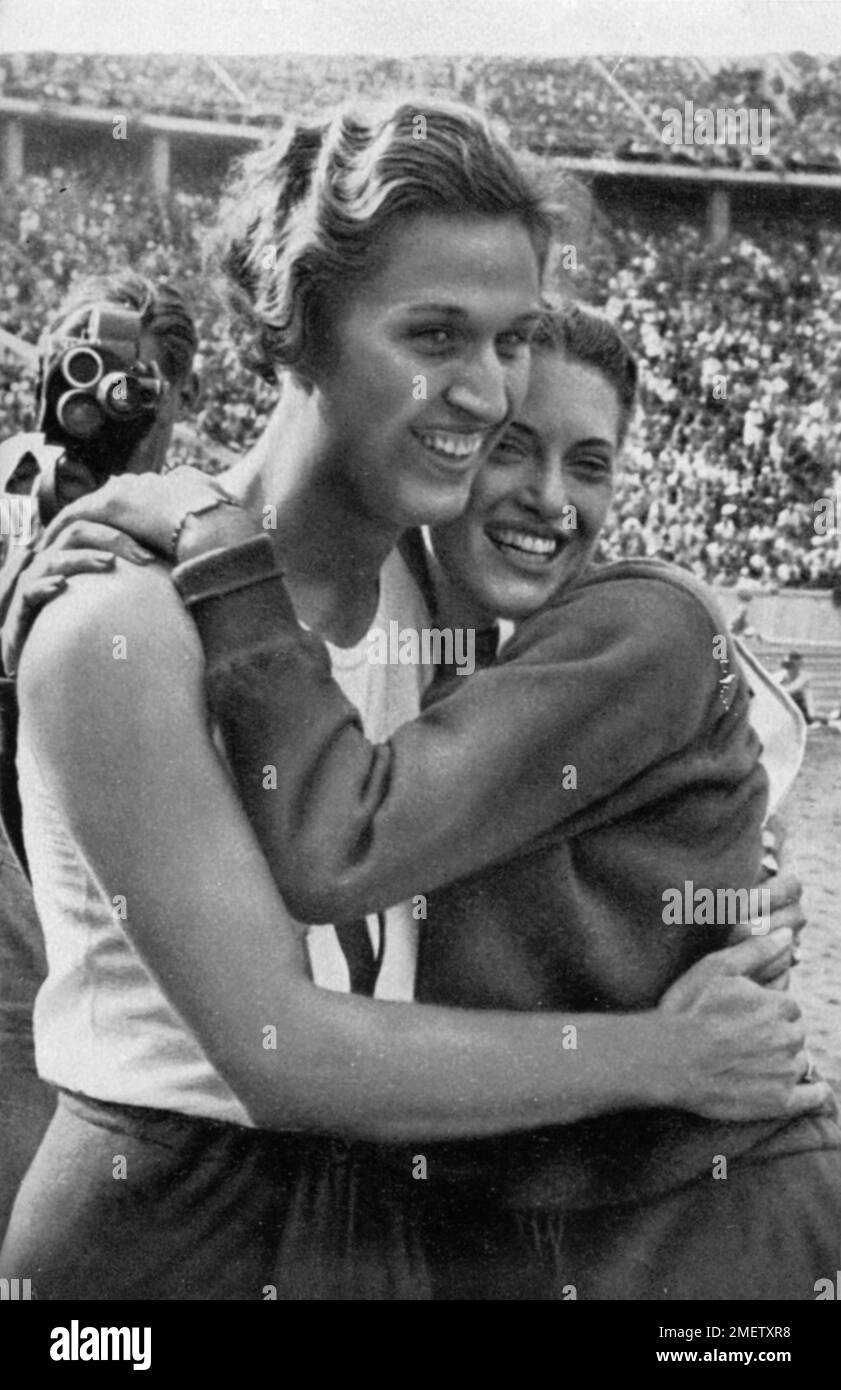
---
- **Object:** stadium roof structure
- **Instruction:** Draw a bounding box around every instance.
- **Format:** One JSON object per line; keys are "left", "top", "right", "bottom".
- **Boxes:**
{"left": 4, "top": 88, "right": 841, "bottom": 197}
{"left": 3, "top": 48, "right": 841, "bottom": 175}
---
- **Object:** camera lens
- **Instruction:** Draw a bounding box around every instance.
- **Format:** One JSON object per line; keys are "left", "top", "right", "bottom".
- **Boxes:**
{"left": 63, "top": 347, "right": 103, "bottom": 388}
{"left": 56, "top": 389, "right": 104, "bottom": 441}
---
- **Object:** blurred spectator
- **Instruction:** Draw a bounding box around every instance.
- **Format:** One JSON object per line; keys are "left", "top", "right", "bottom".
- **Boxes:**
{"left": 775, "top": 651, "right": 814, "bottom": 722}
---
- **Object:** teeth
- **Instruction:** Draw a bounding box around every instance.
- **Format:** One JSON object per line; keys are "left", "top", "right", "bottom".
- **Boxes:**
{"left": 419, "top": 431, "right": 484, "bottom": 460}
{"left": 491, "top": 527, "right": 559, "bottom": 557}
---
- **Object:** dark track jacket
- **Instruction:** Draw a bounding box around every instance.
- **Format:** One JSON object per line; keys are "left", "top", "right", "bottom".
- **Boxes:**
{"left": 173, "top": 539, "right": 840, "bottom": 1211}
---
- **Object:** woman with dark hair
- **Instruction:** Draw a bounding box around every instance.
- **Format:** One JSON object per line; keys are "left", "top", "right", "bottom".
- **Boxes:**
{"left": 0, "top": 110, "right": 823, "bottom": 1301}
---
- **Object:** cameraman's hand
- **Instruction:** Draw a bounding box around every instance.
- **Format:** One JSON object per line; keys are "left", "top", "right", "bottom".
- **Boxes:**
{"left": 1, "top": 523, "right": 157, "bottom": 676}
{"left": 657, "top": 932, "right": 830, "bottom": 1122}
{"left": 39, "top": 468, "right": 260, "bottom": 564}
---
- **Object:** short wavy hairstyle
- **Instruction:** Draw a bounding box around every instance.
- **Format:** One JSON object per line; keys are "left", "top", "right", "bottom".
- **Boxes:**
{"left": 213, "top": 98, "right": 555, "bottom": 381}
{"left": 534, "top": 299, "right": 638, "bottom": 447}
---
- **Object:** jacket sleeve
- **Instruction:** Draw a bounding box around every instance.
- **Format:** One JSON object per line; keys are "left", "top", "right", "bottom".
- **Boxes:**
{"left": 174, "top": 541, "right": 726, "bottom": 922}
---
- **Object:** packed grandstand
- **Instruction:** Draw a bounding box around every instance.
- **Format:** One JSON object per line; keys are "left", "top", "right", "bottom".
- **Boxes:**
{"left": 2, "top": 51, "right": 841, "bottom": 592}
{"left": 4, "top": 50, "right": 841, "bottom": 168}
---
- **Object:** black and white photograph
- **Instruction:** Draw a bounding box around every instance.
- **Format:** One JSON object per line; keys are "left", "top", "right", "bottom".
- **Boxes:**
{"left": 0, "top": 0, "right": 840, "bottom": 1337}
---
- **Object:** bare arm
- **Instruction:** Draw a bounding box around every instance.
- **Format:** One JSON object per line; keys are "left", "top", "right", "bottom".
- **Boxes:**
{"left": 17, "top": 562, "right": 823, "bottom": 1138}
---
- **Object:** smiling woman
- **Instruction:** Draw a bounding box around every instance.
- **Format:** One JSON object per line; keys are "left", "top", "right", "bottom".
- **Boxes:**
{"left": 304, "top": 211, "right": 544, "bottom": 534}
{"left": 0, "top": 97, "right": 561, "bottom": 1300}
{"left": 427, "top": 306, "right": 634, "bottom": 624}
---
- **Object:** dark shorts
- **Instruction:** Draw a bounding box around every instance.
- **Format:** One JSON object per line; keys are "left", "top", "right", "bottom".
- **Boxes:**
{"left": 558, "top": 1143, "right": 841, "bottom": 1300}
{"left": 0, "top": 1089, "right": 430, "bottom": 1301}
{"left": 423, "top": 1133, "right": 841, "bottom": 1300}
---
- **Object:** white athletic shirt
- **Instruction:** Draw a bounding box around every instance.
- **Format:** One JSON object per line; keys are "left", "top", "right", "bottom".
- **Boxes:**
{"left": 20, "top": 548, "right": 428, "bottom": 1124}
{"left": 306, "top": 552, "right": 429, "bottom": 999}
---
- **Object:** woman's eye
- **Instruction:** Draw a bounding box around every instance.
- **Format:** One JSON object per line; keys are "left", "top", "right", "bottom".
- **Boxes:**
{"left": 412, "top": 327, "right": 452, "bottom": 349}
{"left": 573, "top": 455, "right": 612, "bottom": 477}
{"left": 490, "top": 437, "right": 528, "bottom": 462}
{"left": 496, "top": 330, "right": 530, "bottom": 355}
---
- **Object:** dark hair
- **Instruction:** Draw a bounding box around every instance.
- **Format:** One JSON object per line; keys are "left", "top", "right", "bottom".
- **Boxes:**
{"left": 48, "top": 271, "right": 198, "bottom": 385}
{"left": 214, "top": 98, "right": 554, "bottom": 381}
{"left": 533, "top": 300, "right": 638, "bottom": 447}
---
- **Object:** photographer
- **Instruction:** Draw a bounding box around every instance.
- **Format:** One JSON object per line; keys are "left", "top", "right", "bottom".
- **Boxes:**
{"left": 0, "top": 271, "right": 198, "bottom": 1243}
{"left": 0, "top": 271, "right": 199, "bottom": 620}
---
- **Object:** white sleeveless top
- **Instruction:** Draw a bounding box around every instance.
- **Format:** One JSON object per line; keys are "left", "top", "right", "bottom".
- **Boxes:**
{"left": 21, "top": 549, "right": 428, "bottom": 1124}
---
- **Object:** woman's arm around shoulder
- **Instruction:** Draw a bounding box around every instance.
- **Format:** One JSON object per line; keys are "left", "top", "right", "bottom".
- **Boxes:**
{"left": 188, "top": 556, "right": 728, "bottom": 921}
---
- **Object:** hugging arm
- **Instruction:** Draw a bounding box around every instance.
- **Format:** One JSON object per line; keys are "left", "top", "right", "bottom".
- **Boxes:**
{"left": 17, "top": 561, "right": 826, "bottom": 1135}
{"left": 174, "top": 541, "right": 727, "bottom": 923}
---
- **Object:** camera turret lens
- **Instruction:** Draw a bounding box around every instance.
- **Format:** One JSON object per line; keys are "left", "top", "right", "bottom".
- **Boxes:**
{"left": 56, "top": 390, "right": 104, "bottom": 441}
{"left": 62, "top": 347, "right": 103, "bottom": 389}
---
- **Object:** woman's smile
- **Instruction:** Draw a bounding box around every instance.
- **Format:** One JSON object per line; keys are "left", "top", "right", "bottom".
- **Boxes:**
{"left": 484, "top": 519, "right": 567, "bottom": 567}
{"left": 412, "top": 426, "right": 493, "bottom": 477}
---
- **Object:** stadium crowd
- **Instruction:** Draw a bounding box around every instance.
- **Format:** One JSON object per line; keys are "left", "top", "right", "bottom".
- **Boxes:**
{"left": 581, "top": 217, "right": 841, "bottom": 587}
{"left": 1, "top": 159, "right": 841, "bottom": 591}
{"left": 3, "top": 51, "right": 841, "bottom": 170}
